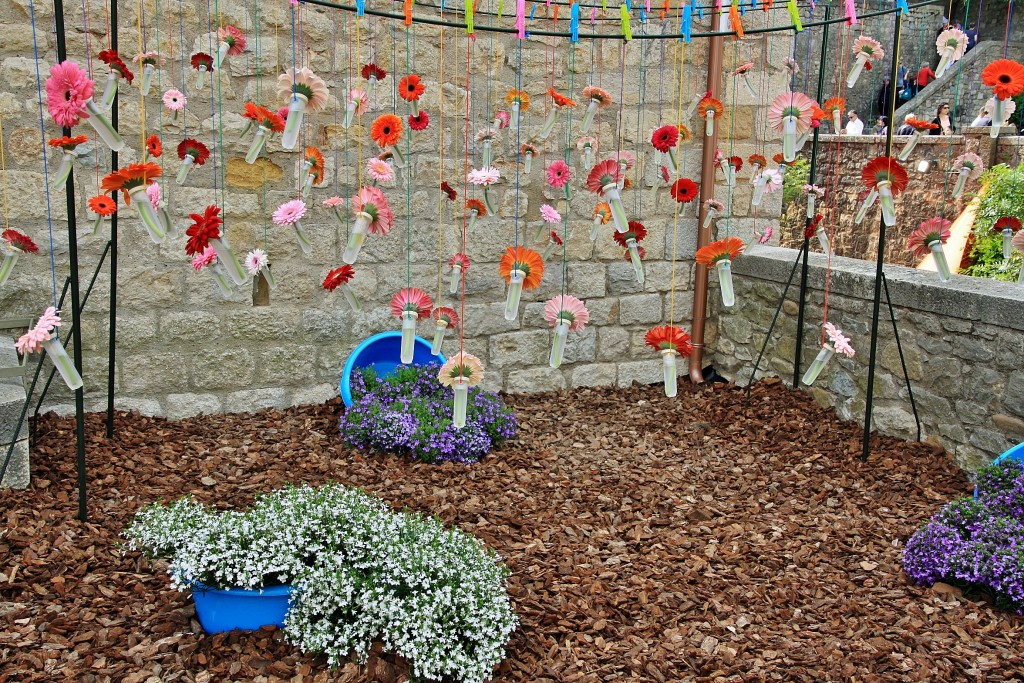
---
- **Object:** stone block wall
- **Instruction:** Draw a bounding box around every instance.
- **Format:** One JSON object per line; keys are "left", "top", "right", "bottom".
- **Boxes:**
{"left": 714, "top": 245, "right": 1024, "bottom": 471}
{"left": 0, "top": 1, "right": 791, "bottom": 416}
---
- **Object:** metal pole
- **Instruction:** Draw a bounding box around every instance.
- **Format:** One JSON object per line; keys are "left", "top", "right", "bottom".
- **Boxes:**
{"left": 52, "top": 0, "right": 88, "bottom": 521}
{"left": 106, "top": 0, "right": 118, "bottom": 438}
{"left": 793, "top": 1, "right": 830, "bottom": 386}
{"left": 862, "top": 6, "right": 903, "bottom": 461}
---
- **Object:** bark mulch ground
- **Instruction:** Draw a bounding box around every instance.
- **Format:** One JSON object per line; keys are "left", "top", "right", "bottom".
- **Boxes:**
{"left": 2, "top": 378, "right": 1023, "bottom": 683}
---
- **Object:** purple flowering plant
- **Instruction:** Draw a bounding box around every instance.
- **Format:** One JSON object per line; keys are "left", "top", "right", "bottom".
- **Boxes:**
{"left": 903, "top": 457, "right": 1024, "bottom": 613}
{"left": 340, "top": 363, "right": 517, "bottom": 464}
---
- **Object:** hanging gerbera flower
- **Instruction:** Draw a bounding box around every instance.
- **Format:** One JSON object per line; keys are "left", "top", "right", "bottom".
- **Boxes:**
{"left": 696, "top": 95, "right": 724, "bottom": 120}
{"left": 546, "top": 160, "right": 573, "bottom": 189}
{"left": 361, "top": 63, "right": 386, "bottom": 82}
{"left": 323, "top": 264, "right": 355, "bottom": 291}
{"left": 244, "top": 248, "right": 269, "bottom": 276}
{"left": 907, "top": 217, "right": 952, "bottom": 257}
{"left": 191, "top": 246, "right": 217, "bottom": 271}
{"left": 505, "top": 89, "right": 531, "bottom": 111}
{"left": 994, "top": 216, "right": 1022, "bottom": 235}
{"left": 651, "top": 125, "right": 679, "bottom": 153}
{"left": 351, "top": 186, "right": 395, "bottom": 235}
{"left": 133, "top": 51, "right": 162, "bottom": 67}
{"left": 498, "top": 246, "right": 544, "bottom": 289}
{"left": 951, "top": 152, "right": 984, "bottom": 179}
{"left": 644, "top": 325, "right": 693, "bottom": 356}
{"left": 613, "top": 221, "right": 647, "bottom": 248}
{"left": 370, "top": 113, "right": 403, "bottom": 147}
{"left": 2, "top": 229, "right": 39, "bottom": 254}
{"left": 98, "top": 49, "right": 134, "bottom": 84}
{"left": 586, "top": 159, "right": 624, "bottom": 194}
{"left": 398, "top": 74, "right": 425, "bottom": 101}
{"left": 390, "top": 287, "right": 433, "bottom": 319}
{"left": 255, "top": 105, "right": 286, "bottom": 132}
{"left": 861, "top": 156, "right": 909, "bottom": 194}
{"left": 163, "top": 88, "right": 186, "bottom": 113}
{"left": 366, "top": 157, "right": 394, "bottom": 183}
{"left": 670, "top": 178, "right": 699, "bottom": 203}
{"left": 184, "top": 205, "right": 223, "bottom": 255}
{"left": 190, "top": 52, "right": 214, "bottom": 73}
{"left": 695, "top": 236, "right": 745, "bottom": 267}
{"left": 544, "top": 294, "right": 589, "bottom": 332}
{"left": 767, "top": 91, "right": 816, "bottom": 135}
{"left": 748, "top": 153, "right": 767, "bottom": 170}
{"left": 822, "top": 96, "right": 844, "bottom": 117}
{"left": 45, "top": 61, "right": 94, "bottom": 128}
{"left": 409, "top": 110, "right": 430, "bottom": 131}
{"left": 982, "top": 59, "right": 1024, "bottom": 100}
{"left": 540, "top": 204, "right": 561, "bottom": 224}
{"left": 48, "top": 135, "right": 88, "bottom": 152}
{"left": 678, "top": 124, "right": 693, "bottom": 143}
{"left": 145, "top": 134, "right": 161, "bottom": 158}
{"left": 101, "top": 162, "right": 162, "bottom": 203}
{"left": 548, "top": 88, "right": 577, "bottom": 108}
{"left": 88, "top": 194, "right": 117, "bottom": 218}
{"left": 494, "top": 111, "right": 510, "bottom": 129}
{"left": 273, "top": 199, "right": 307, "bottom": 226}
{"left": 449, "top": 252, "right": 470, "bottom": 271}
{"left": 277, "top": 67, "right": 329, "bottom": 111}
{"left": 218, "top": 25, "right": 247, "bottom": 55}
{"left": 177, "top": 138, "right": 210, "bottom": 166}
{"left": 302, "top": 146, "right": 326, "bottom": 184}
{"left": 853, "top": 35, "right": 884, "bottom": 61}
{"left": 467, "top": 167, "right": 500, "bottom": 186}
{"left": 432, "top": 306, "right": 460, "bottom": 329}
{"left": 438, "top": 351, "right": 484, "bottom": 387}
{"left": 441, "top": 181, "right": 457, "bottom": 201}
{"left": 824, "top": 322, "right": 855, "bottom": 357}
{"left": 907, "top": 117, "right": 939, "bottom": 132}
{"left": 466, "top": 198, "right": 487, "bottom": 218}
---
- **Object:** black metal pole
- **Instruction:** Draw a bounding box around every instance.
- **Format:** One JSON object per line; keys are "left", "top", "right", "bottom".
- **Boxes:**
{"left": 862, "top": 6, "right": 904, "bottom": 461}
{"left": 792, "top": 1, "right": 830, "bottom": 387}
{"left": 106, "top": 0, "right": 118, "bottom": 438}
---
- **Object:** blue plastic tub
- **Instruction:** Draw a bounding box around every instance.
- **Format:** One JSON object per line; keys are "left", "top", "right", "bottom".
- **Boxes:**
{"left": 340, "top": 331, "right": 445, "bottom": 407}
{"left": 191, "top": 583, "right": 294, "bottom": 633}
{"left": 973, "top": 441, "right": 1024, "bottom": 500}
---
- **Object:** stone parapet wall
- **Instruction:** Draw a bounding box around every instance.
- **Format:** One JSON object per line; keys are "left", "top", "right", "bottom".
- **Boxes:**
{"left": 714, "top": 245, "right": 1024, "bottom": 471}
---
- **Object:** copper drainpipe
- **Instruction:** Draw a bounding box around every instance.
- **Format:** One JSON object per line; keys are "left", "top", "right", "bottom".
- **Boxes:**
{"left": 689, "top": 7, "right": 725, "bottom": 384}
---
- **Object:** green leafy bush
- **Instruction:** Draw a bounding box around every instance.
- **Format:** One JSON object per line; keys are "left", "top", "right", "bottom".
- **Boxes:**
{"left": 781, "top": 156, "right": 811, "bottom": 206}
{"left": 961, "top": 164, "right": 1024, "bottom": 280}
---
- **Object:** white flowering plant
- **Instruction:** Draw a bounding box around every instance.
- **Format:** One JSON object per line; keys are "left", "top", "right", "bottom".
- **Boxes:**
{"left": 123, "top": 484, "right": 518, "bottom": 683}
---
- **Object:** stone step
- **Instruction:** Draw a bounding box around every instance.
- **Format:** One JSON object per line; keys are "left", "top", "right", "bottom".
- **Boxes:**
{"left": 0, "top": 334, "right": 30, "bottom": 489}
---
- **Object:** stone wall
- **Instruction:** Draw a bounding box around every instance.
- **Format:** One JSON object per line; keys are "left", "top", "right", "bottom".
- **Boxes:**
{"left": 0, "top": 1, "right": 790, "bottom": 417}
{"left": 714, "top": 245, "right": 1024, "bottom": 471}
{"left": 779, "top": 132, "right": 990, "bottom": 266}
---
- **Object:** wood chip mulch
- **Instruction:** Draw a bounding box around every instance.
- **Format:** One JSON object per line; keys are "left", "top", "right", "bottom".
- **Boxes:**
{"left": 2, "top": 378, "right": 1023, "bottom": 683}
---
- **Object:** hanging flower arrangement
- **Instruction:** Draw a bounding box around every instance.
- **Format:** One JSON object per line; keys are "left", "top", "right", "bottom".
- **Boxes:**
{"left": 735, "top": 62, "right": 756, "bottom": 97}
{"left": 438, "top": 351, "right": 485, "bottom": 429}
{"left": 371, "top": 113, "right": 406, "bottom": 166}
{"left": 994, "top": 216, "right": 1022, "bottom": 261}
{"left": 543, "top": 294, "right": 588, "bottom": 369}
{"left": 392, "top": 287, "right": 434, "bottom": 364}
{"left": 802, "top": 322, "right": 854, "bottom": 385}
{"left": 499, "top": 246, "right": 543, "bottom": 321}
{"left": 242, "top": 104, "right": 285, "bottom": 163}
{"left": 367, "top": 157, "right": 394, "bottom": 185}
{"left": 184, "top": 205, "right": 223, "bottom": 255}
{"left": 715, "top": 153, "right": 743, "bottom": 186}
{"left": 430, "top": 306, "right": 460, "bottom": 355}
{"left": 768, "top": 91, "right": 815, "bottom": 162}
{"left": 590, "top": 202, "right": 612, "bottom": 241}
{"left": 47, "top": 60, "right": 123, "bottom": 151}
{"left": 144, "top": 134, "right": 161, "bottom": 159}
{"left": 0, "top": 229, "right": 38, "bottom": 287}
{"left": 175, "top": 138, "right": 210, "bottom": 185}
{"left": 860, "top": 156, "right": 909, "bottom": 227}
{"left": 695, "top": 237, "right": 745, "bottom": 307}
{"left": 216, "top": 25, "right": 247, "bottom": 68}
{"left": 448, "top": 252, "right": 470, "bottom": 294}
{"left": 163, "top": 88, "right": 186, "bottom": 123}
{"left": 273, "top": 199, "right": 313, "bottom": 255}
{"left": 344, "top": 186, "right": 394, "bottom": 264}
{"left": 277, "top": 67, "right": 329, "bottom": 149}
{"left": 15, "top": 307, "right": 82, "bottom": 390}
{"left": 545, "top": 159, "right": 573, "bottom": 200}
{"left": 87, "top": 194, "right": 116, "bottom": 233}
{"left": 651, "top": 125, "right": 680, "bottom": 176}
{"left": 493, "top": 110, "right": 510, "bottom": 130}
{"left": 324, "top": 264, "right": 361, "bottom": 311}
{"left": 696, "top": 95, "right": 724, "bottom": 137}
{"left": 441, "top": 181, "right": 457, "bottom": 202}
{"left": 670, "top": 178, "right": 699, "bottom": 208}
{"left": 190, "top": 52, "right": 214, "bottom": 90}
{"left": 102, "top": 162, "right": 165, "bottom": 242}
{"left": 950, "top": 152, "right": 984, "bottom": 198}
{"left": 475, "top": 127, "right": 498, "bottom": 167}
{"left": 615, "top": 220, "right": 647, "bottom": 284}
{"left": 822, "top": 97, "right": 845, "bottom": 131}
{"left": 468, "top": 166, "right": 501, "bottom": 214}
{"left": 297, "top": 146, "right": 325, "bottom": 196}
{"left": 505, "top": 89, "right": 530, "bottom": 128}
{"left": 579, "top": 86, "right": 612, "bottom": 134}
{"left": 898, "top": 118, "right": 939, "bottom": 160}
{"left": 747, "top": 153, "right": 767, "bottom": 180}
{"left": 585, "top": 159, "right": 627, "bottom": 233}
{"left": 539, "top": 88, "right": 577, "bottom": 139}
{"left": 97, "top": 49, "right": 134, "bottom": 110}
{"left": 245, "top": 248, "right": 276, "bottom": 290}
{"left": 342, "top": 88, "right": 369, "bottom": 129}
{"left": 907, "top": 217, "right": 954, "bottom": 281}
{"left": 982, "top": 59, "right": 1024, "bottom": 139}
{"left": 48, "top": 134, "right": 88, "bottom": 187}
{"left": 848, "top": 36, "right": 884, "bottom": 87}
{"left": 133, "top": 51, "right": 162, "bottom": 95}
{"left": 398, "top": 73, "right": 425, "bottom": 103}
{"left": 644, "top": 325, "right": 693, "bottom": 398}
{"left": 934, "top": 27, "right": 968, "bottom": 78}
{"left": 408, "top": 109, "right": 430, "bottom": 132}
{"left": 702, "top": 197, "right": 725, "bottom": 229}
{"left": 540, "top": 229, "right": 563, "bottom": 261}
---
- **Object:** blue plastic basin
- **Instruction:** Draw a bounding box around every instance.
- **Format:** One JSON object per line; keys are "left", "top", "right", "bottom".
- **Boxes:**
{"left": 974, "top": 441, "right": 1024, "bottom": 500}
{"left": 340, "top": 331, "right": 445, "bottom": 407}
{"left": 191, "top": 583, "right": 294, "bottom": 633}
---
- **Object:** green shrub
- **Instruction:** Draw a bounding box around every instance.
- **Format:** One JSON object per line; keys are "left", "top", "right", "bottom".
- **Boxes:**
{"left": 962, "top": 164, "right": 1024, "bottom": 280}
{"left": 782, "top": 156, "right": 811, "bottom": 206}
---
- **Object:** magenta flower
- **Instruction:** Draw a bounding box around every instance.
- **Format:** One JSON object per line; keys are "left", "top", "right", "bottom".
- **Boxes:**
{"left": 546, "top": 160, "right": 572, "bottom": 188}
{"left": 45, "top": 61, "right": 94, "bottom": 128}
{"left": 494, "top": 110, "right": 510, "bottom": 129}
{"left": 755, "top": 225, "right": 774, "bottom": 244}
{"left": 191, "top": 246, "right": 218, "bottom": 271}
{"left": 146, "top": 182, "right": 161, "bottom": 209}
{"left": 272, "top": 199, "right": 307, "bottom": 226}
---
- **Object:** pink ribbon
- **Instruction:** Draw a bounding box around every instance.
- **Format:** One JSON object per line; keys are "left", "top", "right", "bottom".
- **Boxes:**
{"left": 845, "top": 0, "right": 858, "bottom": 24}
{"left": 516, "top": 0, "right": 526, "bottom": 37}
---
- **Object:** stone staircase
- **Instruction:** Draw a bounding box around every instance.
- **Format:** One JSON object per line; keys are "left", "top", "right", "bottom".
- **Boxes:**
{"left": 894, "top": 41, "right": 1024, "bottom": 128}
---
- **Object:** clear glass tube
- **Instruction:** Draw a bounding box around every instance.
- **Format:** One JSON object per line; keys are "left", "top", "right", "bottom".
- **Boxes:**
{"left": 141, "top": 63, "right": 155, "bottom": 96}
{"left": 539, "top": 107, "right": 558, "bottom": 139}
{"left": 666, "top": 147, "right": 678, "bottom": 177}
{"left": 898, "top": 131, "right": 920, "bottom": 162}
{"left": 216, "top": 41, "right": 231, "bottom": 69}
{"left": 159, "top": 207, "right": 176, "bottom": 238}
{"left": 854, "top": 188, "right": 878, "bottom": 224}
{"left": 209, "top": 262, "right": 233, "bottom": 298}
{"left": 431, "top": 321, "right": 448, "bottom": 355}
{"left": 877, "top": 181, "right": 896, "bottom": 227}
{"left": 449, "top": 264, "right": 462, "bottom": 294}
{"left": 1018, "top": 265, "right": 1024, "bottom": 288}
{"left": 847, "top": 54, "right": 868, "bottom": 88}
{"left": 281, "top": 94, "right": 307, "bottom": 150}
{"left": 584, "top": 146, "right": 593, "bottom": 168}
{"left": 930, "top": 240, "right": 951, "bottom": 281}
{"left": 723, "top": 163, "right": 736, "bottom": 186}
{"left": 52, "top": 151, "right": 75, "bottom": 189}
{"left": 662, "top": 350, "right": 677, "bottom": 398}
{"left": 832, "top": 109, "right": 842, "bottom": 132}
{"left": 175, "top": 154, "right": 195, "bottom": 185}
{"left": 300, "top": 173, "right": 315, "bottom": 198}
{"left": 627, "top": 238, "right": 645, "bottom": 284}
{"left": 196, "top": 65, "right": 207, "bottom": 90}
{"left": 549, "top": 322, "right": 569, "bottom": 369}
{"left": 702, "top": 207, "right": 717, "bottom": 229}
{"left": 686, "top": 92, "right": 702, "bottom": 119}
{"left": 343, "top": 213, "right": 370, "bottom": 264}
{"left": 741, "top": 74, "right": 756, "bottom": 99}
{"left": 801, "top": 344, "right": 835, "bottom": 385}
{"left": 100, "top": 71, "right": 118, "bottom": 110}
{"left": 705, "top": 109, "right": 715, "bottom": 137}
{"left": 816, "top": 226, "right": 832, "bottom": 258}
{"left": 127, "top": 186, "right": 166, "bottom": 244}
{"left": 992, "top": 99, "right": 1005, "bottom": 138}
{"left": 209, "top": 237, "right": 246, "bottom": 285}
{"left": 42, "top": 337, "right": 83, "bottom": 391}
{"left": 483, "top": 186, "right": 498, "bottom": 215}
{"left": 293, "top": 222, "right": 313, "bottom": 255}
{"left": 750, "top": 163, "right": 761, "bottom": 182}
{"left": 806, "top": 192, "right": 815, "bottom": 218}
{"left": 342, "top": 99, "right": 356, "bottom": 129}
{"left": 782, "top": 116, "right": 798, "bottom": 162}
{"left": 717, "top": 259, "right": 735, "bottom": 307}
{"left": 84, "top": 98, "right": 125, "bottom": 152}
{"left": 751, "top": 177, "right": 766, "bottom": 208}
{"left": 504, "top": 269, "right": 524, "bottom": 321}
{"left": 0, "top": 251, "right": 18, "bottom": 286}
{"left": 400, "top": 311, "right": 418, "bottom": 364}
{"left": 1003, "top": 229, "right": 1014, "bottom": 260}
{"left": 935, "top": 45, "right": 954, "bottom": 78}
{"left": 603, "top": 184, "right": 628, "bottom": 233}
{"left": 390, "top": 143, "right": 406, "bottom": 168}
{"left": 452, "top": 378, "right": 469, "bottom": 429}
{"left": 581, "top": 98, "right": 599, "bottom": 133}
{"left": 523, "top": 151, "right": 533, "bottom": 174}
{"left": 952, "top": 167, "right": 970, "bottom": 198}
{"left": 590, "top": 216, "right": 603, "bottom": 241}
{"left": 510, "top": 100, "right": 521, "bottom": 129}
{"left": 482, "top": 139, "right": 492, "bottom": 168}
{"left": 260, "top": 264, "right": 277, "bottom": 290}
{"left": 245, "top": 126, "right": 270, "bottom": 164}
{"left": 340, "top": 282, "right": 361, "bottom": 311}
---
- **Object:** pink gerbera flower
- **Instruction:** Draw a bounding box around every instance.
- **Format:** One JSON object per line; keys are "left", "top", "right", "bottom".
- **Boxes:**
{"left": 546, "top": 160, "right": 573, "bottom": 188}
{"left": 351, "top": 186, "right": 394, "bottom": 235}
{"left": 543, "top": 294, "right": 589, "bottom": 332}
{"left": 219, "top": 25, "right": 247, "bottom": 55}
{"left": 586, "top": 159, "right": 623, "bottom": 194}
{"left": 767, "top": 91, "right": 816, "bottom": 135}
{"left": 163, "top": 88, "right": 186, "bottom": 111}
{"left": 272, "top": 199, "right": 307, "bottom": 226}
{"left": 245, "top": 248, "right": 269, "bottom": 275}
{"left": 45, "top": 61, "right": 94, "bottom": 128}
{"left": 540, "top": 204, "right": 561, "bottom": 224}
{"left": 146, "top": 182, "right": 161, "bottom": 209}
{"left": 191, "top": 245, "right": 218, "bottom": 271}
{"left": 367, "top": 157, "right": 394, "bottom": 183}
{"left": 323, "top": 196, "right": 344, "bottom": 208}
{"left": 390, "top": 287, "right": 433, "bottom": 319}
{"left": 824, "top": 322, "right": 855, "bottom": 357}
{"left": 906, "top": 217, "right": 952, "bottom": 258}
{"left": 467, "top": 167, "right": 500, "bottom": 186}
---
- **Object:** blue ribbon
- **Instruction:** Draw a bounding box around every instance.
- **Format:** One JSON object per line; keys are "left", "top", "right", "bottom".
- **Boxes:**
{"left": 896, "top": 0, "right": 909, "bottom": 13}
{"left": 639, "top": 5, "right": 646, "bottom": 21}
{"left": 570, "top": 2, "right": 580, "bottom": 41}
{"left": 529, "top": 3, "right": 537, "bottom": 18}
{"left": 681, "top": 3, "right": 692, "bottom": 42}
{"left": 356, "top": 0, "right": 365, "bottom": 15}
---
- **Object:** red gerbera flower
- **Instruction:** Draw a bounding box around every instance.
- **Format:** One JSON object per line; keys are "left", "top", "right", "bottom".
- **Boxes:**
{"left": 177, "top": 138, "right": 210, "bottom": 165}
{"left": 861, "top": 156, "right": 909, "bottom": 195}
{"left": 982, "top": 59, "right": 1024, "bottom": 100}
{"left": 651, "top": 125, "right": 679, "bottom": 153}
{"left": 670, "top": 178, "right": 699, "bottom": 203}
{"left": 613, "top": 221, "right": 647, "bottom": 247}
{"left": 773, "top": 153, "right": 786, "bottom": 165}
{"left": 184, "top": 205, "right": 223, "bottom": 256}
{"left": 441, "top": 181, "right": 457, "bottom": 201}
{"left": 47, "top": 135, "right": 88, "bottom": 151}
{"left": 748, "top": 153, "right": 767, "bottom": 168}
{"left": 804, "top": 214, "right": 823, "bottom": 239}
{"left": 191, "top": 52, "right": 214, "bottom": 71}
{"left": 323, "top": 264, "right": 355, "bottom": 291}
{"left": 398, "top": 74, "right": 425, "bottom": 102}
{"left": 409, "top": 110, "right": 430, "bottom": 131}
{"left": 361, "top": 63, "right": 387, "bottom": 82}
{"left": 466, "top": 199, "right": 487, "bottom": 217}
{"left": 98, "top": 49, "right": 134, "bottom": 84}
{"left": 644, "top": 325, "right": 693, "bottom": 356}
{"left": 994, "top": 216, "right": 1022, "bottom": 233}
{"left": 728, "top": 156, "right": 743, "bottom": 171}
{"left": 2, "top": 229, "right": 38, "bottom": 253}
{"left": 146, "top": 134, "right": 162, "bottom": 158}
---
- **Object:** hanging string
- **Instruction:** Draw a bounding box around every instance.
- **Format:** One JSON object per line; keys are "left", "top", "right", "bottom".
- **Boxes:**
{"left": 459, "top": 16, "right": 473, "bottom": 359}
{"left": 559, "top": 16, "right": 577, "bottom": 296}
{"left": 28, "top": 0, "right": 58, "bottom": 308}
{"left": 137, "top": 0, "right": 147, "bottom": 153}
{"left": 436, "top": 16, "right": 445, "bottom": 305}
{"left": 405, "top": 22, "right": 413, "bottom": 290}
{"left": 178, "top": 0, "right": 188, "bottom": 139}
{"left": 356, "top": 15, "right": 363, "bottom": 188}
{"left": 80, "top": 0, "right": 101, "bottom": 196}
{"left": 667, "top": 19, "right": 686, "bottom": 328}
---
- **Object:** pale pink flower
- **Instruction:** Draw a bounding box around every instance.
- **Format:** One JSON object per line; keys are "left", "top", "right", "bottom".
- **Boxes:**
{"left": 614, "top": 150, "right": 636, "bottom": 170}
{"left": 952, "top": 152, "right": 984, "bottom": 179}
{"left": 546, "top": 160, "right": 572, "bottom": 188}
{"left": 277, "top": 67, "right": 329, "bottom": 111}
{"left": 577, "top": 136, "right": 598, "bottom": 153}
{"left": 544, "top": 294, "right": 589, "bottom": 332}
{"left": 273, "top": 199, "right": 307, "bottom": 226}
{"left": 191, "top": 246, "right": 218, "bottom": 271}
{"left": 767, "top": 91, "right": 816, "bottom": 135}
{"left": 351, "top": 186, "right": 394, "bottom": 235}
{"left": 438, "top": 351, "right": 484, "bottom": 386}
{"left": 348, "top": 88, "right": 369, "bottom": 115}
{"left": 146, "top": 182, "right": 161, "bottom": 209}
{"left": 367, "top": 157, "right": 394, "bottom": 183}
{"left": 46, "top": 61, "right": 94, "bottom": 128}
{"left": 494, "top": 110, "right": 510, "bottom": 129}
{"left": 824, "top": 322, "right": 854, "bottom": 357}
{"left": 755, "top": 225, "right": 774, "bottom": 244}
{"left": 163, "top": 88, "right": 186, "bottom": 112}
{"left": 15, "top": 327, "right": 50, "bottom": 355}
{"left": 1013, "top": 231, "right": 1024, "bottom": 252}
{"left": 245, "top": 248, "right": 268, "bottom": 275}
{"left": 704, "top": 198, "right": 725, "bottom": 212}
{"left": 853, "top": 35, "right": 884, "bottom": 60}
{"left": 762, "top": 168, "right": 784, "bottom": 194}
{"left": 35, "top": 307, "right": 61, "bottom": 333}
{"left": 323, "top": 196, "right": 344, "bottom": 208}
{"left": 540, "top": 204, "right": 561, "bottom": 224}
{"left": 475, "top": 127, "right": 497, "bottom": 143}
{"left": 467, "top": 167, "right": 500, "bottom": 186}
{"left": 802, "top": 184, "right": 825, "bottom": 197}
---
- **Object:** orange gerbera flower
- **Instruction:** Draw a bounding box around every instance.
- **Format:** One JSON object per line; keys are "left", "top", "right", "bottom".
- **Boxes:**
{"left": 370, "top": 113, "right": 403, "bottom": 147}
{"left": 88, "top": 194, "right": 117, "bottom": 217}
{"left": 810, "top": 105, "right": 828, "bottom": 122}
{"left": 981, "top": 59, "right": 1024, "bottom": 100}
{"left": 748, "top": 153, "right": 767, "bottom": 168}
{"left": 772, "top": 153, "right": 785, "bottom": 164}
{"left": 398, "top": 74, "right": 425, "bottom": 102}
{"left": 498, "top": 245, "right": 544, "bottom": 290}
{"left": 861, "top": 156, "right": 909, "bottom": 194}
{"left": 644, "top": 325, "right": 693, "bottom": 356}
{"left": 466, "top": 198, "right": 487, "bottom": 217}
{"left": 548, "top": 88, "right": 577, "bottom": 108}
{"left": 678, "top": 124, "right": 693, "bottom": 142}
{"left": 822, "top": 96, "right": 845, "bottom": 114}
{"left": 242, "top": 102, "right": 262, "bottom": 121}
{"left": 303, "top": 146, "right": 325, "bottom": 183}
{"left": 593, "top": 202, "right": 611, "bottom": 223}
{"left": 505, "top": 89, "right": 531, "bottom": 111}
{"left": 695, "top": 236, "right": 745, "bottom": 267}
{"left": 256, "top": 105, "right": 286, "bottom": 132}
{"left": 47, "top": 135, "right": 88, "bottom": 150}
{"left": 101, "top": 162, "right": 162, "bottom": 204}
{"left": 697, "top": 96, "right": 724, "bottom": 118}
{"left": 146, "top": 134, "right": 162, "bottom": 158}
